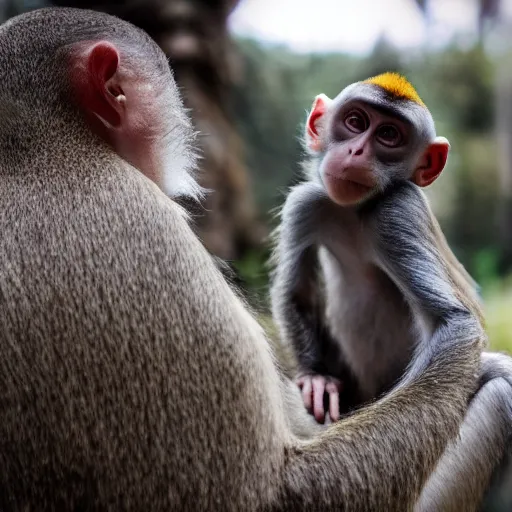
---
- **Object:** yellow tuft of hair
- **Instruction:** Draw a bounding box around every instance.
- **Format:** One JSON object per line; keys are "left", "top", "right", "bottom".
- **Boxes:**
{"left": 363, "top": 72, "right": 426, "bottom": 107}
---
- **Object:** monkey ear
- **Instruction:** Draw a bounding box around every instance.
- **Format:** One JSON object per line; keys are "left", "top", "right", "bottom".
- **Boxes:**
{"left": 85, "top": 42, "right": 124, "bottom": 128}
{"left": 306, "top": 94, "right": 332, "bottom": 152}
{"left": 412, "top": 136, "right": 450, "bottom": 188}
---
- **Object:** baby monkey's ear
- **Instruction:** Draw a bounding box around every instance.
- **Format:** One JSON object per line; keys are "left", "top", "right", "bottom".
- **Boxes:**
{"left": 412, "top": 136, "right": 450, "bottom": 188}
{"left": 305, "top": 94, "right": 332, "bottom": 152}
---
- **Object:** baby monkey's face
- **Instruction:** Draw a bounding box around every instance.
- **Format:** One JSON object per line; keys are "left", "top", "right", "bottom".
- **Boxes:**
{"left": 305, "top": 87, "right": 450, "bottom": 207}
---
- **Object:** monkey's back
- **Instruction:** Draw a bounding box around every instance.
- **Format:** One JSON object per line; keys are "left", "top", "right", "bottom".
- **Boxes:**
{"left": 0, "top": 160, "right": 285, "bottom": 510}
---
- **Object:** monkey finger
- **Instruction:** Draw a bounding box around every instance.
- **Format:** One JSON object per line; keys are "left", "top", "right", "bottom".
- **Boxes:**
{"left": 300, "top": 376, "right": 313, "bottom": 412}
{"left": 327, "top": 389, "right": 340, "bottom": 423}
{"left": 312, "top": 377, "right": 326, "bottom": 424}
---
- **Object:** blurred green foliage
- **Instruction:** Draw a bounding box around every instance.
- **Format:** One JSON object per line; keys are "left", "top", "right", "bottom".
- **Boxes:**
{"left": 230, "top": 37, "right": 511, "bottom": 352}
{"left": 483, "top": 275, "right": 512, "bottom": 353}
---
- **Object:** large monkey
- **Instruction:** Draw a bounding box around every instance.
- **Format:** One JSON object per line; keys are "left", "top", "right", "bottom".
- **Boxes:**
{"left": 0, "top": 9, "right": 491, "bottom": 511}
{"left": 270, "top": 73, "right": 512, "bottom": 509}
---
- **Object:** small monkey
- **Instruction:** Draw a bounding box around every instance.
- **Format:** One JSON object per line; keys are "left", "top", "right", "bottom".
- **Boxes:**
{"left": 271, "top": 73, "right": 484, "bottom": 420}
{"left": 0, "top": 11, "right": 489, "bottom": 511}
{"left": 271, "top": 73, "right": 512, "bottom": 508}
{"left": 271, "top": 72, "right": 484, "bottom": 420}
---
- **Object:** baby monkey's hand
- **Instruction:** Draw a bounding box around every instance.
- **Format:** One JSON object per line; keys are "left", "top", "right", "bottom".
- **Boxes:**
{"left": 296, "top": 374, "right": 343, "bottom": 424}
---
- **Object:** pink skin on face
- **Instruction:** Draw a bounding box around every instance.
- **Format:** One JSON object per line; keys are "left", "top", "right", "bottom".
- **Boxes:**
{"left": 321, "top": 133, "right": 378, "bottom": 205}
{"left": 306, "top": 96, "right": 450, "bottom": 206}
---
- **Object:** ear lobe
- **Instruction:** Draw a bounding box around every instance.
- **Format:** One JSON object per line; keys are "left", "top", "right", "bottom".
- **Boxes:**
{"left": 306, "top": 94, "right": 332, "bottom": 152}
{"left": 412, "top": 136, "right": 450, "bottom": 188}
{"left": 86, "top": 41, "right": 123, "bottom": 127}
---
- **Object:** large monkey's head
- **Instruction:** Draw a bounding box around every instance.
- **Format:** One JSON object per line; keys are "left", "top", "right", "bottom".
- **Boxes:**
{"left": 305, "top": 72, "right": 449, "bottom": 206}
{"left": 0, "top": 7, "right": 201, "bottom": 199}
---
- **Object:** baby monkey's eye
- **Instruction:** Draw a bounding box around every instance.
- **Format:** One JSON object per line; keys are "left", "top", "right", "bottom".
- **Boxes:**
{"left": 376, "top": 124, "right": 403, "bottom": 148}
{"left": 344, "top": 110, "right": 368, "bottom": 133}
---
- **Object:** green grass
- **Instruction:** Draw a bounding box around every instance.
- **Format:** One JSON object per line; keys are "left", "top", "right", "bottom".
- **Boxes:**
{"left": 483, "top": 284, "right": 512, "bottom": 354}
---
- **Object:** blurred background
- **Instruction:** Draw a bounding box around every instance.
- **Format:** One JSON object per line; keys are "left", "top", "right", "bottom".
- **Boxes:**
{"left": 2, "top": 0, "right": 512, "bottom": 507}
{"left": 229, "top": 0, "right": 512, "bottom": 356}
{"left": 1, "top": 1, "right": 510, "bottom": 356}
{"left": 4, "top": 0, "right": 512, "bottom": 343}
{"left": 227, "top": 0, "right": 512, "bottom": 355}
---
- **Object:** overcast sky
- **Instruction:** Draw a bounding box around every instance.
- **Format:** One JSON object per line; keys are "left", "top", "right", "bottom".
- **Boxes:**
{"left": 229, "top": 0, "right": 512, "bottom": 55}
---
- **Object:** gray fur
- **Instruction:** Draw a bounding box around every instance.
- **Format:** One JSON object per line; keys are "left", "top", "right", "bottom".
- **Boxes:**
{"left": 0, "top": 8, "right": 487, "bottom": 511}
{"left": 271, "top": 87, "right": 512, "bottom": 509}
{"left": 271, "top": 180, "right": 480, "bottom": 403}
{"left": 417, "top": 353, "right": 512, "bottom": 511}
{"left": 331, "top": 82, "right": 436, "bottom": 142}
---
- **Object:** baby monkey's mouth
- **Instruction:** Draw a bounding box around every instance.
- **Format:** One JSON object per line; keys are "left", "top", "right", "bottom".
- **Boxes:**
{"left": 342, "top": 181, "right": 373, "bottom": 201}
{"left": 324, "top": 171, "right": 375, "bottom": 206}
{"left": 337, "top": 167, "right": 376, "bottom": 189}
